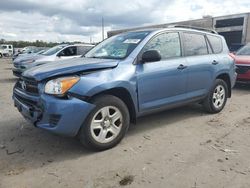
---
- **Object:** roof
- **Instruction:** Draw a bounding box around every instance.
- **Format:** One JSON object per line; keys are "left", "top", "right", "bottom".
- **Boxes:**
{"left": 118, "top": 26, "right": 220, "bottom": 37}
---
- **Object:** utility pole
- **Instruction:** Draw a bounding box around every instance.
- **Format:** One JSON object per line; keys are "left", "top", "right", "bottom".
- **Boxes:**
{"left": 102, "top": 17, "right": 104, "bottom": 41}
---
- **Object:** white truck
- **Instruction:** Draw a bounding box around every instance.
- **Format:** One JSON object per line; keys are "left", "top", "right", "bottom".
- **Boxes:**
{"left": 0, "top": 44, "right": 14, "bottom": 58}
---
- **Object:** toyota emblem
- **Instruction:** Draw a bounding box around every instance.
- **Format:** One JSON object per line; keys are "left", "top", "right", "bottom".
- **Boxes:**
{"left": 21, "top": 81, "right": 27, "bottom": 90}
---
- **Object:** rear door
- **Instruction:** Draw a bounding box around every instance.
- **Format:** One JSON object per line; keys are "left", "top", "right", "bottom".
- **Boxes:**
{"left": 136, "top": 32, "right": 188, "bottom": 112}
{"left": 182, "top": 32, "right": 218, "bottom": 99}
{"left": 207, "top": 34, "right": 227, "bottom": 70}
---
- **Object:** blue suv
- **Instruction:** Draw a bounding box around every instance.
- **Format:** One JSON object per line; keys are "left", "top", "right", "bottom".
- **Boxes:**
{"left": 13, "top": 27, "right": 236, "bottom": 150}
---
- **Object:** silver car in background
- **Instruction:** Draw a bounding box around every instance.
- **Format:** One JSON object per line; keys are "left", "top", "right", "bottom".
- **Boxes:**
{"left": 12, "top": 43, "right": 94, "bottom": 77}
{"left": 12, "top": 46, "right": 48, "bottom": 61}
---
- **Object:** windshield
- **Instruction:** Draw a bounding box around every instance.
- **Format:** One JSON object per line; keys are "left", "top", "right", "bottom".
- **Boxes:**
{"left": 85, "top": 31, "right": 151, "bottom": 59}
{"left": 0, "top": 45, "right": 7, "bottom": 49}
{"left": 42, "top": 45, "right": 66, "bottom": 56}
{"left": 22, "top": 47, "right": 35, "bottom": 53}
{"left": 236, "top": 45, "right": 250, "bottom": 55}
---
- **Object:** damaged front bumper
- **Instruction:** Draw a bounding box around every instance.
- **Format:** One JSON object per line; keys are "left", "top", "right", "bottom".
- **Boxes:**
{"left": 13, "top": 83, "right": 95, "bottom": 137}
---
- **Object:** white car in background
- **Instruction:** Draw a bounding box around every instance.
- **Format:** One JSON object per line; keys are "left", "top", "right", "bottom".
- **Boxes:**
{"left": 0, "top": 44, "right": 14, "bottom": 58}
{"left": 13, "top": 43, "right": 94, "bottom": 77}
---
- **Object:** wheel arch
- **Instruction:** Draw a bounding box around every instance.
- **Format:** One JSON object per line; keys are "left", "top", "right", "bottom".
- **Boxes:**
{"left": 88, "top": 87, "right": 137, "bottom": 123}
{"left": 216, "top": 73, "right": 231, "bottom": 98}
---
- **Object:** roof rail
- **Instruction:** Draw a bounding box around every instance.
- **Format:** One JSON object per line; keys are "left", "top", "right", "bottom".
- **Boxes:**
{"left": 168, "top": 25, "right": 218, "bottom": 34}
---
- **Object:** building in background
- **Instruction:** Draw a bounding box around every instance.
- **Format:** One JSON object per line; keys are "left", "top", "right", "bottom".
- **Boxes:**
{"left": 107, "top": 12, "right": 250, "bottom": 51}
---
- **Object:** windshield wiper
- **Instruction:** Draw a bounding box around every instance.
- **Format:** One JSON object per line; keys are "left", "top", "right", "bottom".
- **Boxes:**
{"left": 83, "top": 55, "right": 122, "bottom": 60}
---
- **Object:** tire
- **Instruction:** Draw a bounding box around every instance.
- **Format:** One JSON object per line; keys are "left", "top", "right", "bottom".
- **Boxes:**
{"left": 79, "top": 95, "right": 130, "bottom": 151}
{"left": 203, "top": 79, "right": 228, "bottom": 113}
{"left": 0, "top": 53, "right": 2, "bottom": 58}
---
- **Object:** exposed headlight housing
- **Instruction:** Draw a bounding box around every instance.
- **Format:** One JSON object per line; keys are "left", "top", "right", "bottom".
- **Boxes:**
{"left": 44, "top": 76, "right": 80, "bottom": 95}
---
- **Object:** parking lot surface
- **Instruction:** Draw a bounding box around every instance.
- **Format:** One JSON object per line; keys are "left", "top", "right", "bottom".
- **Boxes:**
{"left": 0, "top": 58, "right": 250, "bottom": 188}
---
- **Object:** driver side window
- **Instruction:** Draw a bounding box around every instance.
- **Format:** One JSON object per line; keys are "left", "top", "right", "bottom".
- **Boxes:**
{"left": 143, "top": 32, "right": 181, "bottom": 60}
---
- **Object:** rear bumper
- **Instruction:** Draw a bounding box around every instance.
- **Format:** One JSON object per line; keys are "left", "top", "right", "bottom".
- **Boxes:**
{"left": 236, "top": 72, "right": 250, "bottom": 83}
{"left": 13, "top": 87, "right": 95, "bottom": 137}
{"left": 236, "top": 78, "right": 250, "bottom": 84}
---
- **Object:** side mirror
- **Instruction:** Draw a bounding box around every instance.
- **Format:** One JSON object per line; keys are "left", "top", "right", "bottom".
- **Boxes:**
{"left": 141, "top": 50, "right": 161, "bottom": 63}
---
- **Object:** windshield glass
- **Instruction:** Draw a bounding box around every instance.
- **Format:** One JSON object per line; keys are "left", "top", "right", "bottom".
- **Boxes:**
{"left": 236, "top": 45, "right": 250, "bottom": 55}
{"left": 0, "top": 45, "right": 7, "bottom": 49}
{"left": 42, "top": 45, "right": 66, "bottom": 56}
{"left": 85, "top": 31, "right": 151, "bottom": 59}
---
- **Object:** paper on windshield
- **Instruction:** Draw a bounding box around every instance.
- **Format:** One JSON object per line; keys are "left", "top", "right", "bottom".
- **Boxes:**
{"left": 123, "top": 39, "right": 141, "bottom": 44}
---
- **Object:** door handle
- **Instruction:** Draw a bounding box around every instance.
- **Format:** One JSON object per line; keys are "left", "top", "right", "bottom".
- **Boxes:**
{"left": 212, "top": 60, "right": 219, "bottom": 65}
{"left": 177, "top": 64, "right": 188, "bottom": 70}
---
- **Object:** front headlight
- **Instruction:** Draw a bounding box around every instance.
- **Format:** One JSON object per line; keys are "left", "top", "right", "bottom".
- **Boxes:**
{"left": 44, "top": 76, "right": 80, "bottom": 95}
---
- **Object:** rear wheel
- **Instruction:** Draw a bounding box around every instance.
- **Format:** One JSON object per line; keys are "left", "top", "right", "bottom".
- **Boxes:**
{"left": 203, "top": 79, "right": 228, "bottom": 113}
{"left": 79, "top": 95, "right": 130, "bottom": 151}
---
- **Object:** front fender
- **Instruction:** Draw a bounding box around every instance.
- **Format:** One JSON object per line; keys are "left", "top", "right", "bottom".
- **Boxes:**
{"left": 68, "top": 67, "right": 137, "bottom": 106}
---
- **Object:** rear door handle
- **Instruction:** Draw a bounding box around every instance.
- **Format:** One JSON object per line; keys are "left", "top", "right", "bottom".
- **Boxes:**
{"left": 177, "top": 64, "right": 188, "bottom": 70}
{"left": 212, "top": 60, "right": 219, "bottom": 65}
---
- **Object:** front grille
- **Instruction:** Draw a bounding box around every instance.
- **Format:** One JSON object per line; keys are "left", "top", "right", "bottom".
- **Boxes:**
{"left": 16, "top": 77, "right": 39, "bottom": 95}
{"left": 14, "top": 63, "right": 20, "bottom": 68}
{"left": 13, "top": 69, "right": 22, "bottom": 77}
{"left": 236, "top": 65, "right": 250, "bottom": 74}
{"left": 49, "top": 114, "right": 61, "bottom": 126}
{"left": 15, "top": 94, "right": 37, "bottom": 107}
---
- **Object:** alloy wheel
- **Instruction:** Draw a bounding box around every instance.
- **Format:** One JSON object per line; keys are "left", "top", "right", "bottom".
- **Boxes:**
{"left": 90, "top": 106, "right": 123, "bottom": 144}
{"left": 212, "top": 85, "right": 225, "bottom": 109}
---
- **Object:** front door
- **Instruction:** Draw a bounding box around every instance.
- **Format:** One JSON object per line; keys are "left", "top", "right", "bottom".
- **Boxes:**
{"left": 136, "top": 32, "right": 188, "bottom": 112}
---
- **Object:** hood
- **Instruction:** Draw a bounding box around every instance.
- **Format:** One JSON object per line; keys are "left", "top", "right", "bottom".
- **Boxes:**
{"left": 14, "top": 54, "right": 44, "bottom": 64}
{"left": 235, "top": 55, "right": 250, "bottom": 65}
{"left": 23, "top": 57, "right": 119, "bottom": 81}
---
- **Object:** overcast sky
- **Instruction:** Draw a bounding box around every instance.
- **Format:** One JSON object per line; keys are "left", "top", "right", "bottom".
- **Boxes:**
{"left": 0, "top": 0, "right": 249, "bottom": 43}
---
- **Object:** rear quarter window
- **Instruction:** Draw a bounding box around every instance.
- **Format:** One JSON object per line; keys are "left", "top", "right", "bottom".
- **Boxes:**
{"left": 183, "top": 33, "right": 208, "bottom": 56}
{"left": 207, "top": 35, "right": 223, "bottom": 54}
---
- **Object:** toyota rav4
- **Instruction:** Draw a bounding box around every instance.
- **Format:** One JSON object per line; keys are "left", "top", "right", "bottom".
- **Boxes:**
{"left": 13, "top": 27, "right": 236, "bottom": 150}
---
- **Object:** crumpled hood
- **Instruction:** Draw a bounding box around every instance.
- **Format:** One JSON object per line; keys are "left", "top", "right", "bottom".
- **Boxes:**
{"left": 23, "top": 57, "right": 119, "bottom": 81}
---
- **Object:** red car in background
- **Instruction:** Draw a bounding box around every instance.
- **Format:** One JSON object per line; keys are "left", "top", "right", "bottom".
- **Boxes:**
{"left": 233, "top": 44, "right": 250, "bottom": 84}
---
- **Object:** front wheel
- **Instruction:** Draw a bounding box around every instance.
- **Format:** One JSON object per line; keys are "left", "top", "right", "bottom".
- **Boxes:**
{"left": 203, "top": 79, "right": 228, "bottom": 113}
{"left": 79, "top": 95, "right": 130, "bottom": 151}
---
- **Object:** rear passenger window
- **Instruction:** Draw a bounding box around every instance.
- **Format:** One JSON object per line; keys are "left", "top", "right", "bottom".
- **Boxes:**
{"left": 77, "top": 46, "right": 93, "bottom": 55}
{"left": 183, "top": 33, "right": 208, "bottom": 56}
{"left": 207, "top": 35, "right": 223, "bottom": 53}
{"left": 143, "top": 32, "right": 181, "bottom": 60}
